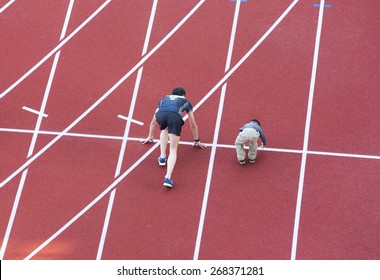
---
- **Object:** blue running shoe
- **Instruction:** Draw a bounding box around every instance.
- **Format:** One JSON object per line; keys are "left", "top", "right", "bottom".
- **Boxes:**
{"left": 163, "top": 177, "right": 174, "bottom": 188}
{"left": 157, "top": 157, "right": 167, "bottom": 166}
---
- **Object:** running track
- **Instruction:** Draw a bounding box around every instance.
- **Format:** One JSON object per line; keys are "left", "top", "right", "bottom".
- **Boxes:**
{"left": 0, "top": 0, "right": 379, "bottom": 260}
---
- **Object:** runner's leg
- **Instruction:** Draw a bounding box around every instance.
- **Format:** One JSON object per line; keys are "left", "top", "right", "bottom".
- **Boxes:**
{"left": 165, "top": 133, "right": 180, "bottom": 179}
{"left": 160, "top": 128, "right": 168, "bottom": 159}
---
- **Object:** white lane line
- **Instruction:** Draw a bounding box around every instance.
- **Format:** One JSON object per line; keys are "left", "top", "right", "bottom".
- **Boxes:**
{"left": 26, "top": 0, "right": 73, "bottom": 157}
{"left": 0, "top": 0, "right": 75, "bottom": 260}
{"left": 115, "top": 68, "right": 144, "bottom": 176}
{"left": 96, "top": 186, "right": 116, "bottom": 260}
{"left": 141, "top": 0, "right": 157, "bottom": 55}
{"left": 0, "top": 0, "right": 112, "bottom": 99}
{"left": 2, "top": 127, "right": 379, "bottom": 160}
{"left": 22, "top": 106, "right": 48, "bottom": 118}
{"left": 0, "top": 0, "right": 206, "bottom": 189}
{"left": 291, "top": 0, "right": 326, "bottom": 260}
{"left": 0, "top": 169, "right": 28, "bottom": 259}
{"left": 27, "top": 52, "right": 60, "bottom": 157}
{"left": 307, "top": 150, "right": 380, "bottom": 160}
{"left": 117, "top": 114, "right": 144, "bottom": 126}
{"left": 193, "top": 83, "right": 228, "bottom": 261}
{"left": 97, "top": 0, "right": 158, "bottom": 260}
{"left": 59, "top": 0, "right": 74, "bottom": 40}
{"left": 193, "top": 0, "right": 241, "bottom": 261}
{"left": 0, "top": 0, "right": 15, "bottom": 13}
{"left": 0, "top": 128, "right": 124, "bottom": 140}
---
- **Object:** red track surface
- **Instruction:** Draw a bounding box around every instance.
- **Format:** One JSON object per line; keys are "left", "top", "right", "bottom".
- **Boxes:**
{"left": 0, "top": 0, "right": 379, "bottom": 260}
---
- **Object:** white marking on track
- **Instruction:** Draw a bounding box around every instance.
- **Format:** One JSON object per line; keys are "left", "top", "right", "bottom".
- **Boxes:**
{"left": 117, "top": 114, "right": 144, "bottom": 126}
{"left": 291, "top": 0, "right": 326, "bottom": 260}
{"left": 22, "top": 106, "right": 48, "bottom": 118}
{"left": 0, "top": 0, "right": 15, "bottom": 13}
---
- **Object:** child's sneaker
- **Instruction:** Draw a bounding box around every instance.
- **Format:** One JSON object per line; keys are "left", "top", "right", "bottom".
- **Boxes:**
{"left": 249, "top": 159, "right": 256, "bottom": 164}
{"left": 157, "top": 157, "right": 167, "bottom": 166}
{"left": 238, "top": 159, "right": 246, "bottom": 165}
{"left": 163, "top": 177, "right": 174, "bottom": 188}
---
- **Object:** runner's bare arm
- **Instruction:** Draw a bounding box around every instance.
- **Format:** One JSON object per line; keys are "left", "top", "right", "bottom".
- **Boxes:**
{"left": 187, "top": 111, "right": 207, "bottom": 148}
{"left": 141, "top": 112, "right": 157, "bottom": 144}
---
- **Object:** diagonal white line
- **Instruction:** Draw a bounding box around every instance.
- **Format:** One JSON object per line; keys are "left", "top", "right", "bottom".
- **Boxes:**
{"left": 25, "top": 0, "right": 74, "bottom": 157}
{"left": 0, "top": 0, "right": 206, "bottom": 189}
{"left": 0, "top": 169, "right": 28, "bottom": 259}
{"left": 59, "top": 0, "right": 74, "bottom": 40}
{"left": 22, "top": 106, "right": 48, "bottom": 118}
{"left": 114, "top": 67, "right": 145, "bottom": 177}
{"left": 291, "top": 0, "right": 326, "bottom": 260}
{"left": 0, "top": 0, "right": 15, "bottom": 13}
{"left": 117, "top": 114, "right": 144, "bottom": 126}
{"left": 0, "top": 0, "right": 112, "bottom": 99}
{"left": 96, "top": 187, "right": 116, "bottom": 260}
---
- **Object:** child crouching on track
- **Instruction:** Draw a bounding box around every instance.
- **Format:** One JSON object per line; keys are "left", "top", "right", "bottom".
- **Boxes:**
{"left": 235, "top": 119, "right": 267, "bottom": 165}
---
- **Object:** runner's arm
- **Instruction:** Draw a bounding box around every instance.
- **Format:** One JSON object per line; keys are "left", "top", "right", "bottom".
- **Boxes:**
{"left": 141, "top": 111, "right": 157, "bottom": 144}
{"left": 187, "top": 111, "right": 207, "bottom": 148}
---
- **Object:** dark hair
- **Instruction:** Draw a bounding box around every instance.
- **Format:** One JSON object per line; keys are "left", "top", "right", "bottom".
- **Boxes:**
{"left": 250, "top": 119, "right": 261, "bottom": 126}
{"left": 172, "top": 87, "right": 186, "bottom": 96}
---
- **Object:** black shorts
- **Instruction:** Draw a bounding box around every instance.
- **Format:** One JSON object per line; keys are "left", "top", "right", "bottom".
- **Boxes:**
{"left": 155, "top": 111, "right": 184, "bottom": 136}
